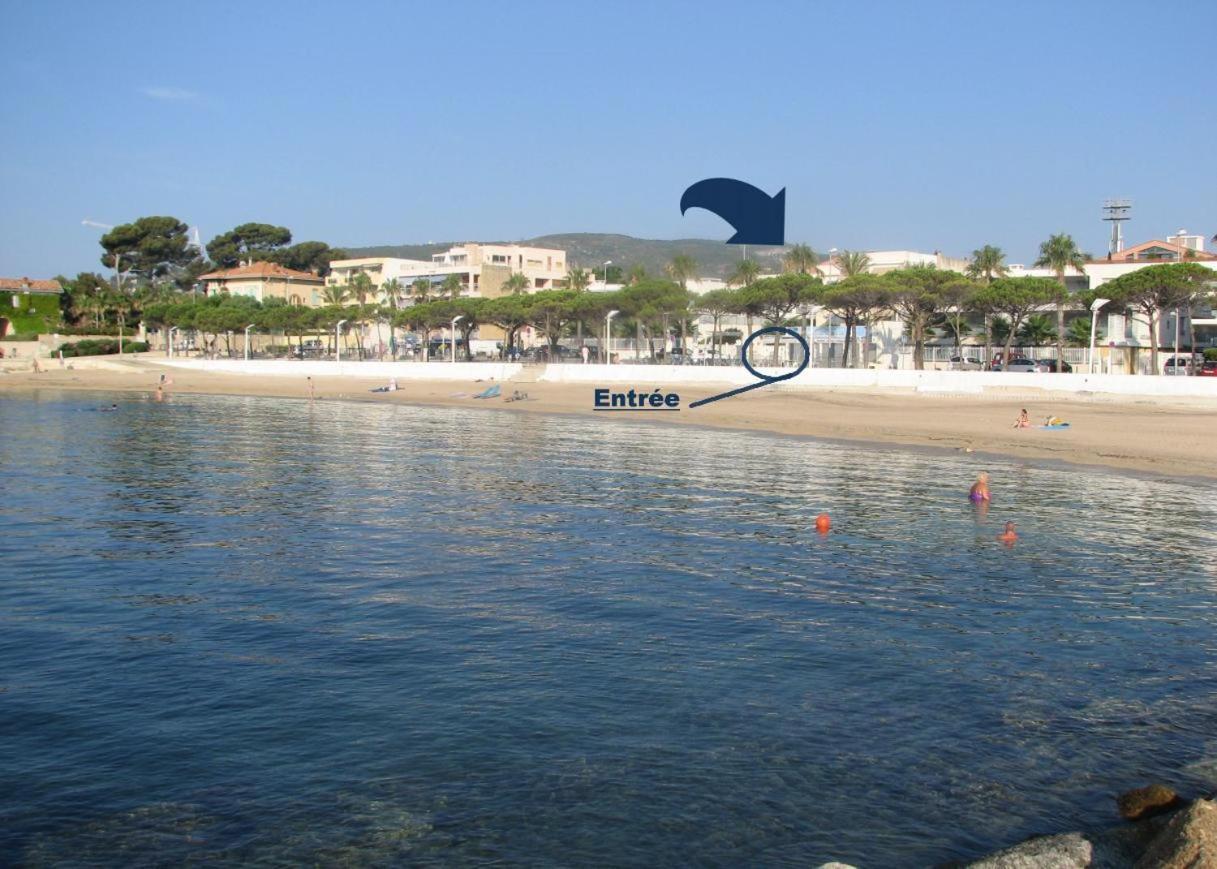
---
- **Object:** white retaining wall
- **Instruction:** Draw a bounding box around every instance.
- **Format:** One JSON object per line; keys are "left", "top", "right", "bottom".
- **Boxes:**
{"left": 151, "top": 358, "right": 1217, "bottom": 398}
{"left": 156, "top": 358, "right": 523, "bottom": 381}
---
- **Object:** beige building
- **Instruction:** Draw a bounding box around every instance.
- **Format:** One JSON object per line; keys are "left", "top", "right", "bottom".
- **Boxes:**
{"left": 328, "top": 243, "right": 569, "bottom": 300}
{"left": 200, "top": 262, "right": 327, "bottom": 306}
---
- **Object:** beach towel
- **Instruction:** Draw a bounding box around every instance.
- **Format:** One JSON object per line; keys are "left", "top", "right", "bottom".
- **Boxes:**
{"left": 1041, "top": 423, "right": 1071, "bottom": 429}
{"left": 473, "top": 384, "right": 501, "bottom": 399}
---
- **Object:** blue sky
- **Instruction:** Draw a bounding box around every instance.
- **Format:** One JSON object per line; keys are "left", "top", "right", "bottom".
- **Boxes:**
{"left": 2, "top": 0, "right": 1213, "bottom": 278}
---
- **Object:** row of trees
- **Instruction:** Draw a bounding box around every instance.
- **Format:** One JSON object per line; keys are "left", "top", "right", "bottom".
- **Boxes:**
{"left": 136, "top": 262, "right": 1212, "bottom": 369}
{"left": 69, "top": 221, "right": 1215, "bottom": 370}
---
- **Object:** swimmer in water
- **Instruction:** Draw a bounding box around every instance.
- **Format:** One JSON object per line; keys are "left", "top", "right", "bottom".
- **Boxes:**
{"left": 969, "top": 472, "right": 991, "bottom": 503}
{"left": 997, "top": 521, "right": 1018, "bottom": 546}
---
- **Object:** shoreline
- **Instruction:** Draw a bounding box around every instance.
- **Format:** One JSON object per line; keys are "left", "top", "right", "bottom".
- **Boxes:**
{"left": 3, "top": 360, "right": 1216, "bottom": 482}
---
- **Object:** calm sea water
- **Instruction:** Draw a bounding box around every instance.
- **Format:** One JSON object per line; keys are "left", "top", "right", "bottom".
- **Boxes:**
{"left": 2, "top": 390, "right": 1216, "bottom": 867}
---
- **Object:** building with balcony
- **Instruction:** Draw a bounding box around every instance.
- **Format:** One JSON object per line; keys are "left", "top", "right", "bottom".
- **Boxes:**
{"left": 327, "top": 243, "right": 568, "bottom": 300}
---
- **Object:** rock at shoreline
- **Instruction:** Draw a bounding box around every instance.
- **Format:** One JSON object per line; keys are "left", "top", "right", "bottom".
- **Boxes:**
{"left": 1117, "top": 784, "right": 1183, "bottom": 821}
{"left": 965, "top": 832, "right": 1092, "bottom": 868}
{"left": 1134, "top": 798, "right": 1217, "bottom": 868}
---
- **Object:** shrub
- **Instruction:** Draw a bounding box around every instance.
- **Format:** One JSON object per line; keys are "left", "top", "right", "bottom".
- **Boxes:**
{"left": 1, "top": 331, "right": 41, "bottom": 342}
{"left": 58, "top": 339, "right": 149, "bottom": 357}
{"left": 0, "top": 290, "right": 62, "bottom": 334}
{"left": 1205, "top": 348, "right": 1217, "bottom": 362}
{"left": 57, "top": 324, "right": 121, "bottom": 336}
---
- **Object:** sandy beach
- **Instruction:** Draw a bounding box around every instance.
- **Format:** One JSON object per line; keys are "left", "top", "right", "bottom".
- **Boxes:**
{"left": 3, "top": 358, "right": 1215, "bottom": 481}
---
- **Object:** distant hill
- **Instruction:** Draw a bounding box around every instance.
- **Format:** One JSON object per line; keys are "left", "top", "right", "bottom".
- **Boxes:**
{"left": 343, "top": 233, "right": 790, "bottom": 280}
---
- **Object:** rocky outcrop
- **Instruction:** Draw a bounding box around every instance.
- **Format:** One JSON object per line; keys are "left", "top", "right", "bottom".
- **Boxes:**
{"left": 1117, "top": 784, "right": 1184, "bottom": 821}
{"left": 1134, "top": 798, "right": 1217, "bottom": 869}
{"left": 961, "top": 796, "right": 1215, "bottom": 869}
{"left": 965, "top": 832, "right": 1092, "bottom": 868}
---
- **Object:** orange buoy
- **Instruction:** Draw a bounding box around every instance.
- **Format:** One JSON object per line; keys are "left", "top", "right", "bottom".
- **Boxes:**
{"left": 814, "top": 513, "right": 832, "bottom": 533}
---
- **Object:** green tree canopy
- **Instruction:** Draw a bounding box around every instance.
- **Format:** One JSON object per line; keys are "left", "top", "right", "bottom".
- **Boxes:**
{"left": 100, "top": 216, "right": 195, "bottom": 281}
{"left": 1103, "top": 262, "right": 1213, "bottom": 372}
{"left": 821, "top": 275, "right": 893, "bottom": 368}
{"left": 206, "top": 223, "right": 293, "bottom": 269}
{"left": 972, "top": 276, "right": 1065, "bottom": 365}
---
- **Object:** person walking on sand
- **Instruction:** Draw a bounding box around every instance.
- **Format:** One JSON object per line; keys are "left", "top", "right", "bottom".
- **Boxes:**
{"left": 969, "top": 472, "right": 991, "bottom": 503}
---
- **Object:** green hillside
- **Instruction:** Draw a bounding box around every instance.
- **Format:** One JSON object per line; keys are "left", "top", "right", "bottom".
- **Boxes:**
{"left": 343, "top": 233, "right": 791, "bottom": 279}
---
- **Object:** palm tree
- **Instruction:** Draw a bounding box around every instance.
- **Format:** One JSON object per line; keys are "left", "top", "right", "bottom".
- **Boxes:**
{"left": 502, "top": 272, "right": 531, "bottom": 295}
{"left": 1065, "top": 315, "right": 1099, "bottom": 347}
{"left": 729, "top": 259, "right": 761, "bottom": 288}
{"left": 349, "top": 272, "right": 375, "bottom": 306}
{"left": 966, "top": 245, "right": 1008, "bottom": 285}
{"left": 837, "top": 250, "right": 871, "bottom": 278}
{"left": 784, "top": 244, "right": 820, "bottom": 275}
{"left": 666, "top": 254, "right": 697, "bottom": 288}
{"left": 665, "top": 255, "right": 696, "bottom": 353}
{"left": 321, "top": 283, "right": 349, "bottom": 306}
{"left": 566, "top": 267, "right": 591, "bottom": 347}
{"left": 1035, "top": 233, "right": 1087, "bottom": 368}
{"left": 1017, "top": 313, "right": 1056, "bottom": 349}
{"left": 381, "top": 278, "right": 403, "bottom": 308}
{"left": 410, "top": 277, "right": 432, "bottom": 304}
{"left": 566, "top": 267, "right": 591, "bottom": 292}
{"left": 441, "top": 273, "right": 464, "bottom": 300}
{"left": 626, "top": 264, "right": 648, "bottom": 284}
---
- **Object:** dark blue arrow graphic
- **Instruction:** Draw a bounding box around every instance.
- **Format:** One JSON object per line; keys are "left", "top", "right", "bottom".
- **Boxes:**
{"left": 680, "top": 178, "right": 785, "bottom": 246}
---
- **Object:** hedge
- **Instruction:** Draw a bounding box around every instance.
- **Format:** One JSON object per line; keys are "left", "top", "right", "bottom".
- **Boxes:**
{"left": 0, "top": 291, "right": 62, "bottom": 335}
{"left": 59, "top": 339, "right": 149, "bottom": 358}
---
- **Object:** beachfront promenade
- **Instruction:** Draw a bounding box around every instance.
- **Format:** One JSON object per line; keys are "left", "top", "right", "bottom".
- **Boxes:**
{"left": 152, "top": 357, "right": 1217, "bottom": 399}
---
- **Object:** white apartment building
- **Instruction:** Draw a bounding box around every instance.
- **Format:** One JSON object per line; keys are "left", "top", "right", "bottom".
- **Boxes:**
{"left": 328, "top": 243, "right": 568, "bottom": 300}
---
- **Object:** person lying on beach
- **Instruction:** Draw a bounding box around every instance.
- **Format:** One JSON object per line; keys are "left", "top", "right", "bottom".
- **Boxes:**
{"left": 997, "top": 521, "right": 1018, "bottom": 546}
{"left": 369, "top": 378, "right": 400, "bottom": 394}
{"left": 969, "top": 472, "right": 991, "bottom": 503}
{"left": 505, "top": 390, "right": 528, "bottom": 403}
{"left": 1013, "top": 409, "right": 1030, "bottom": 428}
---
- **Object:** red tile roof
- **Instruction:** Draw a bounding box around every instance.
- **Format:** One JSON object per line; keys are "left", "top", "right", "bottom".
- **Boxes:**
{"left": 0, "top": 277, "right": 62, "bottom": 292}
{"left": 200, "top": 261, "right": 323, "bottom": 281}
{"left": 1102, "top": 239, "right": 1216, "bottom": 262}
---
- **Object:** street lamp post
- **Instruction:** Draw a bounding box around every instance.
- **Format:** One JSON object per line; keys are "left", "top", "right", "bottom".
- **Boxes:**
{"left": 1172, "top": 307, "right": 1181, "bottom": 374}
{"left": 602, "top": 260, "right": 612, "bottom": 287}
{"left": 168, "top": 326, "right": 179, "bottom": 359}
{"left": 336, "top": 319, "right": 348, "bottom": 364}
{"left": 451, "top": 315, "right": 464, "bottom": 363}
{"left": 605, "top": 310, "right": 620, "bottom": 364}
{"left": 244, "top": 324, "right": 256, "bottom": 361}
{"left": 1088, "top": 297, "right": 1110, "bottom": 374}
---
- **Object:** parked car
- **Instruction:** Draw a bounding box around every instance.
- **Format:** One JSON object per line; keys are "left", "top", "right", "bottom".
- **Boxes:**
{"left": 997, "top": 357, "right": 1047, "bottom": 373}
{"left": 946, "top": 355, "right": 982, "bottom": 371}
{"left": 293, "top": 339, "right": 324, "bottom": 359}
{"left": 1198, "top": 360, "right": 1217, "bottom": 377}
{"left": 1163, "top": 355, "right": 1199, "bottom": 375}
{"left": 1036, "top": 358, "right": 1072, "bottom": 373}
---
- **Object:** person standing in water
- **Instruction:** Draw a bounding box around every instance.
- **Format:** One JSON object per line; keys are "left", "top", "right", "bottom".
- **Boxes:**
{"left": 307, "top": 376, "right": 315, "bottom": 403}
{"left": 969, "top": 472, "right": 991, "bottom": 503}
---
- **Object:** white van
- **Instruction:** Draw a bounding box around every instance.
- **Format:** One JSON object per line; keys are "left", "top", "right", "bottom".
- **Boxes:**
{"left": 1163, "top": 354, "right": 1201, "bottom": 375}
